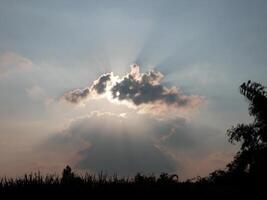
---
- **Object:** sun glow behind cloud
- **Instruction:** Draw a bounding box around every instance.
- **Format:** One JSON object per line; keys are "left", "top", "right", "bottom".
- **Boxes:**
{"left": 0, "top": 50, "right": 236, "bottom": 180}
{"left": 2, "top": 0, "right": 264, "bottom": 179}
{"left": 62, "top": 64, "right": 204, "bottom": 118}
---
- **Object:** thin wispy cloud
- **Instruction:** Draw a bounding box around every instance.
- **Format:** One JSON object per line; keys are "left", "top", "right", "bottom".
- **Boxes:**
{"left": 0, "top": 52, "right": 32, "bottom": 76}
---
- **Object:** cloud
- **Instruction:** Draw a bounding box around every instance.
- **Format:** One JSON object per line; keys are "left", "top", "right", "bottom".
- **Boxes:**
{"left": 63, "top": 88, "right": 90, "bottom": 104}
{"left": 26, "top": 85, "right": 47, "bottom": 100}
{"left": 0, "top": 52, "right": 32, "bottom": 75}
{"left": 26, "top": 85, "right": 54, "bottom": 106}
{"left": 111, "top": 66, "right": 180, "bottom": 106}
{"left": 38, "top": 111, "right": 233, "bottom": 178}
{"left": 91, "top": 73, "right": 111, "bottom": 94}
{"left": 41, "top": 112, "right": 179, "bottom": 175}
{"left": 62, "top": 65, "right": 204, "bottom": 116}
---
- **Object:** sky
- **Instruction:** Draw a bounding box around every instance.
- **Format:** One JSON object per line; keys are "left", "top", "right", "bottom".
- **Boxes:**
{"left": 0, "top": 0, "right": 267, "bottom": 179}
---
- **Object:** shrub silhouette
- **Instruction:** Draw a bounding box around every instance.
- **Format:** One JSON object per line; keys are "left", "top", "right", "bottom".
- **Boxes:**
{"left": 157, "top": 173, "right": 179, "bottom": 184}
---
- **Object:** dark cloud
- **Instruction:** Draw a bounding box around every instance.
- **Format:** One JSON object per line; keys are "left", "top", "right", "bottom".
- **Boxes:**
{"left": 111, "top": 66, "right": 188, "bottom": 106}
{"left": 91, "top": 73, "right": 111, "bottom": 94}
{"left": 39, "top": 112, "right": 233, "bottom": 178}
{"left": 63, "top": 88, "right": 89, "bottom": 103}
{"left": 41, "top": 112, "right": 180, "bottom": 175}
{"left": 77, "top": 138, "right": 175, "bottom": 175}
{"left": 161, "top": 123, "right": 226, "bottom": 153}
{"left": 62, "top": 65, "right": 203, "bottom": 114}
{"left": 61, "top": 73, "right": 111, "bottom": 104}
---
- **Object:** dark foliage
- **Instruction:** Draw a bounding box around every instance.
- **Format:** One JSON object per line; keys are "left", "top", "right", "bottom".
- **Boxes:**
{"left": 205, "top": 80, "right": 267, "bottom": 186}
{"left": 0, "top": 166, "right": 251, "bottom": 198}
{"left": 227, "top": 81, "right": 267, "bottom": 178}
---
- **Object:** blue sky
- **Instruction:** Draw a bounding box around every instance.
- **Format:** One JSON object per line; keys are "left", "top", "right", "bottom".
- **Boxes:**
{"left": 0, "top": 0, "right": 266, "bottom": 179}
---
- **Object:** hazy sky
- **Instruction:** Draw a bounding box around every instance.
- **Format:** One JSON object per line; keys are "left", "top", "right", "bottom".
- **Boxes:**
{"left": 0, "top": 0, "right": 267, "bottom": 179}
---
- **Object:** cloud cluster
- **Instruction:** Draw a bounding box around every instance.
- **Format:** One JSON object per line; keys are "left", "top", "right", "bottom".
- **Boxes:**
{"left": 40, "top": 111, "right": 232, "bottom": 178}
{"left": 111, "top": 66, "right": 183, "bottom": 106}
{"left": 63, "top": 88, "right": 90, "bottom": 103}
{"left": 91, "top": 73, "right": 111, "bottom": 94}
{"left": 62, "top": 65, "right": 204, "bottom": 115}
{"left": 41, "top": 112, "right": 179, "bottom": 175}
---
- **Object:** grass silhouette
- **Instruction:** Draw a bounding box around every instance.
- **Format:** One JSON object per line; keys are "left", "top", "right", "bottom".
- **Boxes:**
{"left": 0, "top": 167, "right": 263, "bottom": 198}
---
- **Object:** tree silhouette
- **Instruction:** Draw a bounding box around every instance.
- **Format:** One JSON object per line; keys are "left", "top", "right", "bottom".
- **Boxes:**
{"left": 226, "top": 81, "right": 267, "bottom": 179}
{"left": 61, "top": 165, "right": 81, "bottom": 184}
